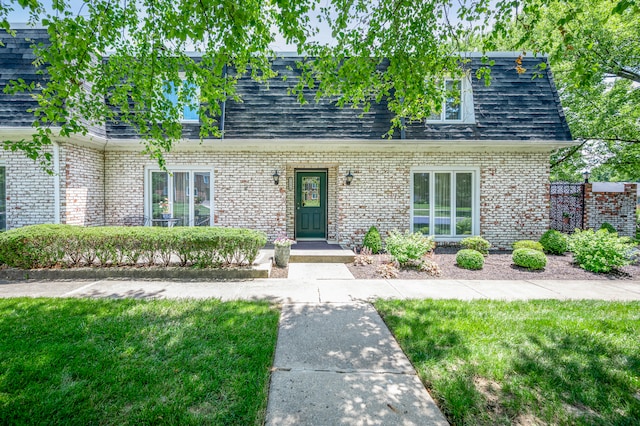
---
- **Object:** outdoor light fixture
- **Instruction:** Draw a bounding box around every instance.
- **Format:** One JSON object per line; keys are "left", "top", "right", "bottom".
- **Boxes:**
{"left": 345, "top": 170, "right": 354, "bottom": 185}
{"left": 272, "top": 170, "right": 280, "bottom": 185}
{"left": 582, "top": 170, "right": 590, "bottom": 183}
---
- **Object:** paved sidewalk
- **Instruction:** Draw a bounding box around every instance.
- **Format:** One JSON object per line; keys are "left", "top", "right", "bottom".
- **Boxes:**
{"left": 1, "top": 277, "right": 639, "bottom": 301}
{"left": 266, "top": 303, "right": 448, "bottom": 425}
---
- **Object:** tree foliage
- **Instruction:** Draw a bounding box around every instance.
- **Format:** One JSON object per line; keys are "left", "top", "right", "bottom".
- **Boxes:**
{"left": 487, "top": 0, "right": 640, "bottom": 180}
{"left": 1, "top": 0, "right": 637, "bottom": 174}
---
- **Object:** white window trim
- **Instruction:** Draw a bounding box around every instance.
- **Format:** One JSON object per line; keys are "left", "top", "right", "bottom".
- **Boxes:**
{"left": 425, "top": 74, "right": 475, "bottom": 124}
{"left": 144, "top": 166, "right": 214, "bottom": 227}
{"left": 410, "top": 166, "right": 480, "bottom": 241}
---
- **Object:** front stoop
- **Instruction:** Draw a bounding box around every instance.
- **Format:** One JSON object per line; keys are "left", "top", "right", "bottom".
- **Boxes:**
{"left": 286, "top": 241, "right": 355, "bottom": 264}
{"left": 289, "top": 248, "right": 355, "bottom": 264}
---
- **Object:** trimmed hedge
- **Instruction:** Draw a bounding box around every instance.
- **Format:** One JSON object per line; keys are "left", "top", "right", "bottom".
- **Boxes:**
{"left": 460, "top": 236, "right": 491, "bottom": 256}
{"left": 512, "top": 248, "right": 547, "bottom": 270}
{"left": 0, "top": 225, "right": 267, "bottom": 269}
{"left": 456, "top": 249, "right": 484, "bottom": 270}
{"left": 539, "top": 229, "right": 568, "bottom": 255}
{"left": 512, "top": 240, "right": 544, "bottom": 252}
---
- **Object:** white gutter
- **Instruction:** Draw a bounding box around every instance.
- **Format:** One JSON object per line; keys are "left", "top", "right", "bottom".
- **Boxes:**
{"left": 53, "top": 142, "right": 61, "bottom": 224}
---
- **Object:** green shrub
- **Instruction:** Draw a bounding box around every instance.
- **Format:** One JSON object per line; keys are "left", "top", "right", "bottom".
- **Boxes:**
{"left": 599, "top": 222, "right": 617, "bottom": 234}
{"left": 539, "top": 229, "right": 569, "bottom": 255}
{"left": 385, "top": 230, "right": 435, "bottom": 266}
{"left": 362, "top": 226, "right": 382, "bottom": 254}
{"left": 0, "top": 225, "right": 267, "bottom": 269}
{"left": 456, "top": 249, "right": 484, "bottom": 270}
{"left": 512, "top": 248, "right": 547, "bottom": 270}
{"left": 460, "top": 236, "right": 491, "bottom": 256}
{"left": 512, "top": 240, "right": 544, "bottom": 252}
{"left": 569, "top": 229, "right": 635, "bottom": 273}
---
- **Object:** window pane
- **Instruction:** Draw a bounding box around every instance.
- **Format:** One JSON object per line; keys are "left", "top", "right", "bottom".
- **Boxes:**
{"left": 455, "top": 173, "right": 473, "bottom": 235}
{"left": 194, "top": 172, "right": 211, "bottom": 226}
{"left": 182, "top": 81, "right": 199, "bottom": 121}
{"left": 434, "top": 173, "right": 451, "bottom": 235}
{"left": 0, "top": 166, "right": 5, "bottom": 231}
{"left": 445, "top": 80, "right": 461, "bottom": 120}
{"left": 151, "top": 172, "right": 169, "bottom": 221}
{"left": 413, "top": 173, "right": 430, "bottom": 234}
{"left": 173, "top": 172, "right": 189, "bottom": 227}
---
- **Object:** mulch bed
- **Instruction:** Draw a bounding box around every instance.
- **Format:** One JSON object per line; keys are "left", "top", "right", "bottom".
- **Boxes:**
{"left": 346, "top": 249, "right": 640, "bottom": 280}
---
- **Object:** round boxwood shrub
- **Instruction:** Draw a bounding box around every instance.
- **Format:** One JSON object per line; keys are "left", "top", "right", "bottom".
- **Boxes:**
{"left": 362, "top": 226, "right": 382, "bottom": 254}
{"left": 456, "top": 249, "right": 484, "bottom": 270}
{"left": 512, "top": 248, "right": 547, "bottom": 270}
{"left": 512, "top": 240, "right": 544, "bottom": 252}
{"left": 539, "top": 229, "right": 568, "bottom": 255}
{"left": 460, "top": 236, "right": 491, "bottom": 256}
{"left": 599, "top": 222, "right": 617, "bottom": 234}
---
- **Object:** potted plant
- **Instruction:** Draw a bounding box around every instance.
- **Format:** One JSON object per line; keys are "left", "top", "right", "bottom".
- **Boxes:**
{"left": 274, "top": 236, "right": 295, "bottom": 267}
{"left": 562, "top": 212, "right": 571, "bottom": 224}
{"left": 159, "top": 197, "right": 171, "bottom": 219}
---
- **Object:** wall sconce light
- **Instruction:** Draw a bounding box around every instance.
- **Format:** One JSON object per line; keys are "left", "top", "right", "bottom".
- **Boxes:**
{"left": 582, "top": 170, "right": 590, "bottom": 183}
{"left": 272, "top": 170, "right": 280, "bottom": 185}
{"left": 345, "top": 170, "right": 354, "bottom": 185}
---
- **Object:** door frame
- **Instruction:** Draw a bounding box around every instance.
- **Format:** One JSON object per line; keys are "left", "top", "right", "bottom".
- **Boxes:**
{"left": 294, "top": 169, "right": 328, "bottom": 241}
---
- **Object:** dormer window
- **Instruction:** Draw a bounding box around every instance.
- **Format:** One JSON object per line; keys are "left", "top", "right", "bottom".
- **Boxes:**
{"left": 426, "top": 76, "right": 475, "bottom": 124}
{"left": 164, "top": 79, "right": 199, "bottom": 122}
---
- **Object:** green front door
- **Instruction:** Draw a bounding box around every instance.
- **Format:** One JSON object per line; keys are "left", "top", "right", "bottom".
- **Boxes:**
{"left": 295, "top": 171, "right": 327, "bottom": 239}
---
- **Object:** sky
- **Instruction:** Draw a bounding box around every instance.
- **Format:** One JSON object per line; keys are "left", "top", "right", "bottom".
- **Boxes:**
{"left": 4, "top": 0, "right": 331, "bottom": 51}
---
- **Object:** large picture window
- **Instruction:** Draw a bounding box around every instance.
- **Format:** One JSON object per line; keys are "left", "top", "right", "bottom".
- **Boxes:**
{"left": 147, "top": 168, "right": 212, "bottom": 227}
{"left": 412, "top": 169, "right": 478, "bottom": 238}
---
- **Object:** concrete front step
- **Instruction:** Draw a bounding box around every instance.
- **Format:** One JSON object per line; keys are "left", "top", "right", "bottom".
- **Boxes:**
{"left": 289, "top": 249, "right": 355, "bottom": 263}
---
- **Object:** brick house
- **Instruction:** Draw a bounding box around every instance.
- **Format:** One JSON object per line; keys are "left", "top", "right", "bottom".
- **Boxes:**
{"left": 0, "top": 28, "right": 574, "bottom": 249}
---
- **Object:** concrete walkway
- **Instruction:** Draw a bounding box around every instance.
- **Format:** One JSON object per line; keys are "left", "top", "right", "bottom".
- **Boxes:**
{"left": 1, "top": 276, "right": 639, "bottom": 302}
{"left": 266, "top": 303, "right": 448, "bottom": 425}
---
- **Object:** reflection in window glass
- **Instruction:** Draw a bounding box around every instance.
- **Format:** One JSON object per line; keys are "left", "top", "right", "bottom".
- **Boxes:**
{"left": 0, "top": 166, "right": 5, "bottom": 231}
{"left": 173, "top": 172, "right": 189, "bottom": 227}
{"left": 455, "top": 173, "right": 472, "bottom": 235}
{"left": 194, "top": 172, "right": 211, "bottom": 226}
{"left": 151, "top": 172, "right": 169, "bottom": 220}
{"left": 444, "top": 80, "right": 461, "bottom": 120}
{"left": 413, "top": 173, "right": 430, "bottom": 234}
{"left": 434, "top": 173, "right": 451, "bottom": 235}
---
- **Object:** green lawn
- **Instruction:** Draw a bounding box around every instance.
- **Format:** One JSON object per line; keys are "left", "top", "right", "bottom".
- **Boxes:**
{"left": 0, "top": 298, "right": 279, "bottom": 425}
{"left": 375, "top": 299, "right": 640, "bottom": 425}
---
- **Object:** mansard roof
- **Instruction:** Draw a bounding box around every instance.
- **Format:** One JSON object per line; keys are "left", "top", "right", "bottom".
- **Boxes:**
{"left": 1, "top": 28, "right": 572, "bottom": 142}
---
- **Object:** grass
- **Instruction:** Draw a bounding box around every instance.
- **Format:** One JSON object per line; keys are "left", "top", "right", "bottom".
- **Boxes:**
{"left": 375, "top": 299, "right": 640, "bottom": 425}
{"left": 0, "top": 298, "right": 279, "bottom": 425}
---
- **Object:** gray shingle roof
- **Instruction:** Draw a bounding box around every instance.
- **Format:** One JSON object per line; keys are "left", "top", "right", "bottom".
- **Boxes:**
{"left": 1, "top": 29, "right": 572, "bottom": 142}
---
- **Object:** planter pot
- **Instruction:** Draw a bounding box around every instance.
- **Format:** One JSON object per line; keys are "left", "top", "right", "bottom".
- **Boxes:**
{"left": 162, "top": 213, "right": 171, "bottom": 219}
{"left": 274, "top": 245, "right": 291, "bottom": 267}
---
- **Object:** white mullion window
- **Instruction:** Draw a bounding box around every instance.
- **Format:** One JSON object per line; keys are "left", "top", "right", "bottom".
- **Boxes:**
{"left": 146, "top": 168, "right": 213, "bottom": 227}
{"left": 0, "top": 163, "right": 5, "bottom": 231}
{"left": 425, "top": 75, "right": 475, "bottom": 124}
{"left": 412, "top": 168, "right": 478, "bottom": 239}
